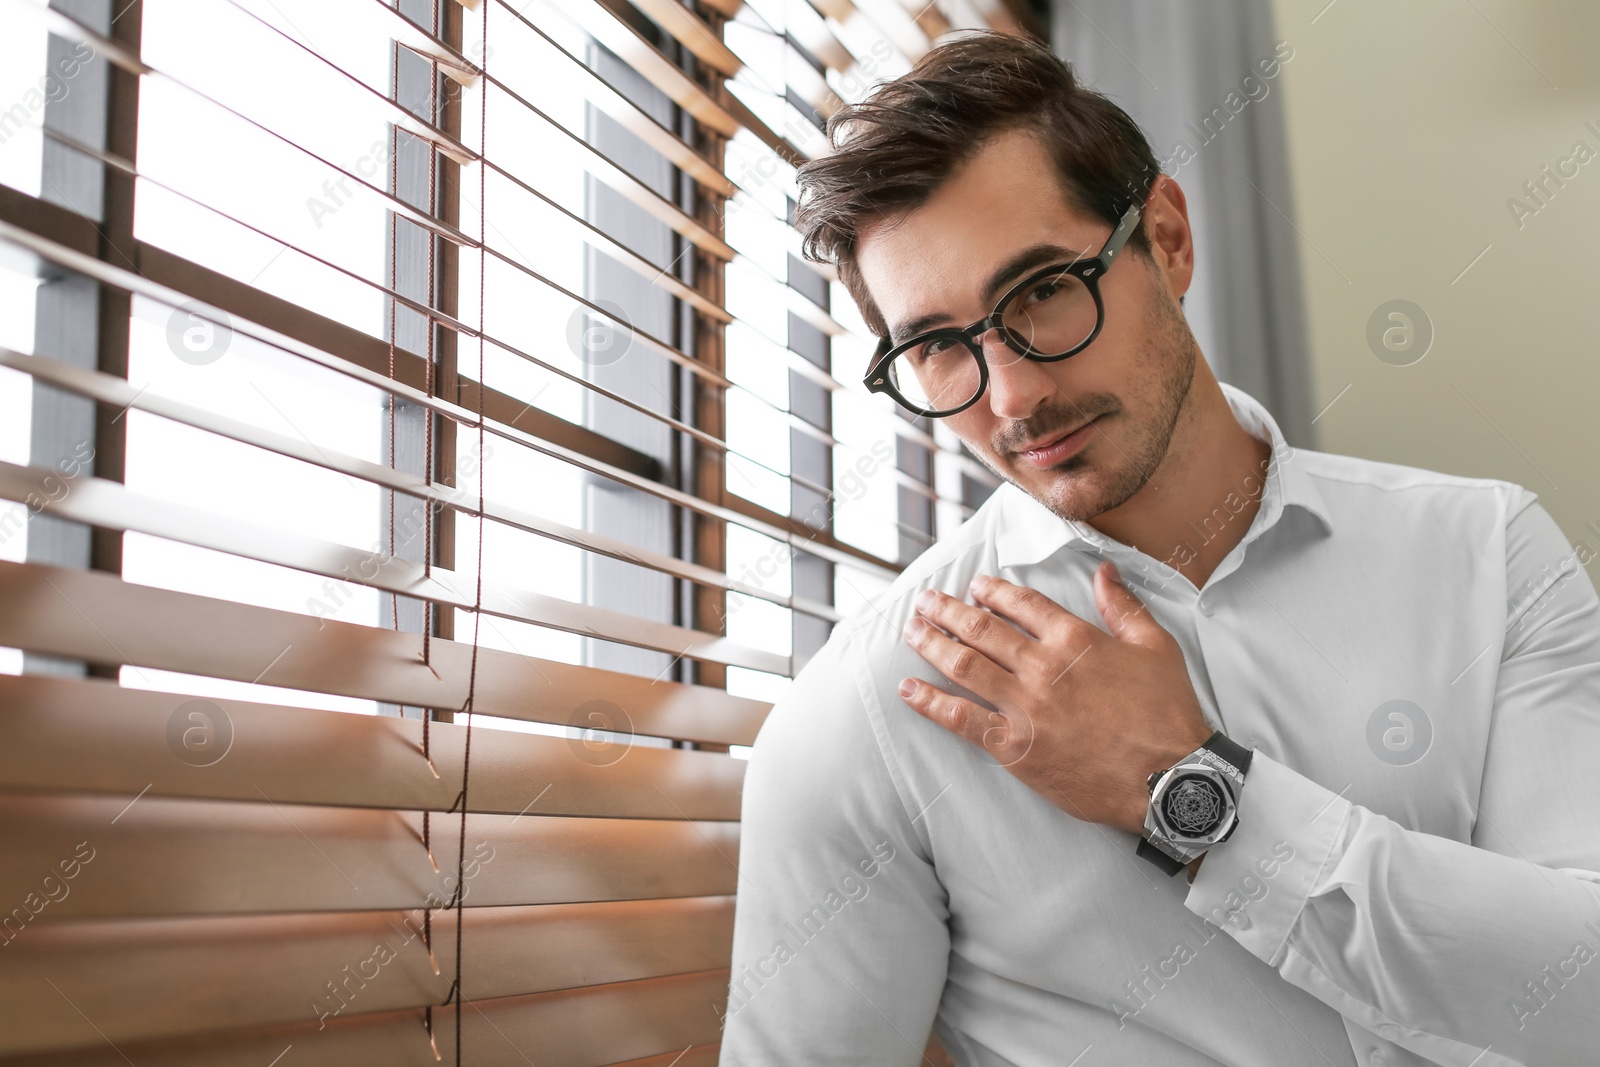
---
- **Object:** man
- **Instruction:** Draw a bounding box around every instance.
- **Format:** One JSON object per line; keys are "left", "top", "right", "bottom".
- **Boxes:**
{"left": 719, "top": 31, "right": 1600, "bottom": 1067}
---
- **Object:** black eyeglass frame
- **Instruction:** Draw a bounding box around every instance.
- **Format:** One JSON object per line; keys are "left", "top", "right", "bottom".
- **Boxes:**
{"left": 864, "top": 201, "right": 1144, "bottom": 418}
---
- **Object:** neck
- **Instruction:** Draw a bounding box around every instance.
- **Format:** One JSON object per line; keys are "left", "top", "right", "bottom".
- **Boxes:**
{"left": 1086, "top": 362, "right": 1273, "bottom": 591}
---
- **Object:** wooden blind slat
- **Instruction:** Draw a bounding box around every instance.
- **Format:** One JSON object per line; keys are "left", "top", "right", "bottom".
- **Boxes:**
{"left": 1, "top": 906, "right": 732, "bottom": 1057}
{"left": 489, "top": 0, "right": 737, "bottom": 195}
{"left": 605, "top": 1047, "right": 721, "bottom": 1067}
{"left": 0, "top": 790, "right": 740, "bottom": 918}
{"left": 0, "top": 969, "right": 728, "bottom": 1066}
{"left": 0, "top": 460, "right": 790, "bottom": 674}
{"left": 0, "top": 565, "right": 768, "bottom": 750}
{"left": 625, "top": 0, "right": 744, "bottom": 77}
{"left": 0, "top": 673, "right": 746, "bottom": 820}
{"left": 514, "top": 0, "right": 741, "bottom": 137}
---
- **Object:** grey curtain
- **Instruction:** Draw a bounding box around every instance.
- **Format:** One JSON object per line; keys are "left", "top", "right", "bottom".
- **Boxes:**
{"left": 1052, "top": 0, "right": 1318, "bottom": 448}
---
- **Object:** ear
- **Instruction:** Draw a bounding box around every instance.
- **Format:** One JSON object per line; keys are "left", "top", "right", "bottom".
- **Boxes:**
{"left": 1141, "top": 175, "right": 1195, "bottom": 304}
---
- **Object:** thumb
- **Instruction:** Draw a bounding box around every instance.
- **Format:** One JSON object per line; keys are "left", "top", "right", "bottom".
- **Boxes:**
{"left": 1095, "top": 561, "right": 1161, "bottom": 645}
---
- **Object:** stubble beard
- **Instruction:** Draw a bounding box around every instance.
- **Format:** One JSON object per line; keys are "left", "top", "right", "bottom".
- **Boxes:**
{"left": 981, "top": 279, "right": 1198, "bottom": 524}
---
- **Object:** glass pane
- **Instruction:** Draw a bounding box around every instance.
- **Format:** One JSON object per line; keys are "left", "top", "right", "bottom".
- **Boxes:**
{"left": 0, "top": 18, "right": 53, "bottom": 198}
{"left": 135, "top": 0, "right": 394, "bottom": 337}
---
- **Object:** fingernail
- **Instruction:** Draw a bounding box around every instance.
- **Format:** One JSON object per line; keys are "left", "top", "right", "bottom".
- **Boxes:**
{"left": 902, "top": 616, "right": 925, "bottom": 640}
{"left": 898, "top": 678, "right": 917, "bottom": 698}
{"left": 970, "top": 574, "right": 992, "bottom": 595}
{"left": 915, "top": 588, "right": 937, "bottom": 612}
{"left": 1105, "top": 561, "right": 1122, "bottom": 582}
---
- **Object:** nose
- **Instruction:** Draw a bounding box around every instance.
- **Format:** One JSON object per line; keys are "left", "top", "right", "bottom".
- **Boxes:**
{"left": 978, "top": 330, "right": 1055, "bottom": 420}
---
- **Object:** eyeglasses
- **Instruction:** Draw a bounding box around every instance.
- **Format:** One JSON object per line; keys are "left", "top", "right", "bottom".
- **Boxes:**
{"left": 864, "top": 202, "right": 1142, "bottom": 418}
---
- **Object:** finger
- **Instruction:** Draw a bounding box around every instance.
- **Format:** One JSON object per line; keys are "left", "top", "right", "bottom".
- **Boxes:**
{"left": 968, "top": 574, "right": 1089, "bottom": 642}
{"left": 902, "top": 614, "right": 1016, "bottom": 696}
{"left": 1093, "top": 561, "right": 1170, "bottom": 647}
{"left": 898, "top": 677, "right": 1009, "bottom": 752}
{"left": 914, "top": 588, "right": 1033, "bottom": 670}
{"left": 981, "top": 698, "right": 1037, "bottom": 770}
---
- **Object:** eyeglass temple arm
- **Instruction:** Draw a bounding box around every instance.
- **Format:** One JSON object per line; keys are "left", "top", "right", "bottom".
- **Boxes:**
{"left": 1100, "top": 202, "right": 1143, "bottom": 266}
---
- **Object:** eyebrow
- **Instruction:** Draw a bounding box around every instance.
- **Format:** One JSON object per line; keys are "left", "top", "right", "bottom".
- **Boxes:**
{"left": 888, "top": 242, "right": 1086, "bottom": 344}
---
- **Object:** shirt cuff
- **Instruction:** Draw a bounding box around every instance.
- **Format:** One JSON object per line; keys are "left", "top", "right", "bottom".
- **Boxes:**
{"left": 1181, "top": 750, "right": 1352, "bottom": 965}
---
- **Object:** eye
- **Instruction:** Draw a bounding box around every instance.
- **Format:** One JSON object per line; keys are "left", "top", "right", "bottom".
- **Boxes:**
{"left": 1022, "top": 279, "right": 1063, "bottom": 307}
{"left": 906, "top": 336, "right": 957, "bottom": 364}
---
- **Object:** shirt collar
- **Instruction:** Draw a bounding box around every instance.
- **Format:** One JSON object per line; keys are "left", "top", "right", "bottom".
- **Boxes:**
{"left": 994, "top": 381, "right": 1333, "bottom": 570}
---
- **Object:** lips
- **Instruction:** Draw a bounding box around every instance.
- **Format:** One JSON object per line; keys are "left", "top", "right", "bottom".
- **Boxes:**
{"left": 1011, "top": 415, "right": 1104, "bottom": 469}
{"left": 1015, "top": 417, "right": 1098, "bottom": 455}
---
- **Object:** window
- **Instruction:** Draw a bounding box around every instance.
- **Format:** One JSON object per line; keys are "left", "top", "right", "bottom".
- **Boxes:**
{"left": 0, "top": 0, "right": 1030, "bottom": 1059}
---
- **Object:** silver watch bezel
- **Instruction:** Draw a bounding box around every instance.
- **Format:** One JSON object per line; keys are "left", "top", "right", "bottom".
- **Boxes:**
{"left": 1142, "top": 751, "right": 1244, "bottom": 858}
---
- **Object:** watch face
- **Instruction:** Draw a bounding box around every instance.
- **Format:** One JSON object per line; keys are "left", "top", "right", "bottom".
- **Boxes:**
{"left": 1159, "top": 773, "right": 1227, "bottom": 837}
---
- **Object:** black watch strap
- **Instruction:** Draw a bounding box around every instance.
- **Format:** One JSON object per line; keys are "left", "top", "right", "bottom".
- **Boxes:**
{"left": 1135, "top": 837, "right": 1187, "bottom": 876}
{"left": 1201, "top": 730, "right": 1253, "bottom": 775}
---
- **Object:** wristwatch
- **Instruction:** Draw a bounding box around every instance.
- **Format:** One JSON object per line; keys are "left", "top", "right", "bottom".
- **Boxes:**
{"left": 1136, "top": 731, "right": 1253, "bottom": 876}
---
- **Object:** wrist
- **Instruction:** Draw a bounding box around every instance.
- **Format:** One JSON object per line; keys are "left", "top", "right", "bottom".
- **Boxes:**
{"left": 1136, "top": 729, "right": 1252, "bottom": 877}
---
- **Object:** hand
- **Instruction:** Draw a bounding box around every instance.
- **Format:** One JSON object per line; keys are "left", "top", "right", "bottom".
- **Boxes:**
{"left": 898, "top": 561, "right": 1214, "bottom": 836}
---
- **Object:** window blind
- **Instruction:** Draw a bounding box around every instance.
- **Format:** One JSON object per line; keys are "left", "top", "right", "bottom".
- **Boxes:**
{"left": 0, "top": 0, "right": 1029, "bottom": 1062}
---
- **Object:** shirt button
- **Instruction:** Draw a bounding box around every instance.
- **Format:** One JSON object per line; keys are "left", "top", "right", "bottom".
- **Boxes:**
{"left": 1197, "top": 594, "right": 1215, "bottom": 617}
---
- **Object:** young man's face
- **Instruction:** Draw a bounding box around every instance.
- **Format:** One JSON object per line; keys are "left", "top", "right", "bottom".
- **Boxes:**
{"left": 854, "top": 129, "right": 1198, "bottom": 523}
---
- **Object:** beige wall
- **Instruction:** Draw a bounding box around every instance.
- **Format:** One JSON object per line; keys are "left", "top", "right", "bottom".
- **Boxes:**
{"left": 1268, "top": 0, "right": 1600, "bottom": 563}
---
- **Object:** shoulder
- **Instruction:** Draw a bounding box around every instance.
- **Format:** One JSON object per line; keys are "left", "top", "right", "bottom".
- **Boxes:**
{"left": 1296, "top": 446, "right": 1536, "bottom": 528}
{"left": 748, "top": 624, "right": 871, "bottom": 758}
{"left": 741, "top": 619, "right": 927, "bottom": 845}
{"left": 748, "top": 488, "right": 1015, "bottom": 807}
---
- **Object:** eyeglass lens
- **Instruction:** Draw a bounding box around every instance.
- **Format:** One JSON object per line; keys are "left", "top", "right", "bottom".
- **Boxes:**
{"left": 886, "top": 267, "right": 1099, "bottom": 413}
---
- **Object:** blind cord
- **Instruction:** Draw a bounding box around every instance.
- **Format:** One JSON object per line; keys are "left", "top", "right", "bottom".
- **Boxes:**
{"left": 387, "top": 65, "right": 400, "bottom": 636}
{"left": 452, "top": 4, "right": 488, "bottom": 1058}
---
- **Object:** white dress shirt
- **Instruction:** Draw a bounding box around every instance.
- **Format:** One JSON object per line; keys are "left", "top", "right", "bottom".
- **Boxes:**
{"left": 720, "top": 381, "right": 1600, "bottom": 1067}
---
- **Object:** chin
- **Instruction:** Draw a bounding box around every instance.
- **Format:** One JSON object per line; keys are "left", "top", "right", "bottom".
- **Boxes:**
{"left": 1008, "top": 464, "right": 1102, "bottom": 523}
{"left": 1031, "top": 456, "right": 1154, "bottom": 524}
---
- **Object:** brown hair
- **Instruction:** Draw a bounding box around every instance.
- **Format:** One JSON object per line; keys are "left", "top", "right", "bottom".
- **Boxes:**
{"left": 795, "top": 31, "right": 1162, "bottom": 338}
